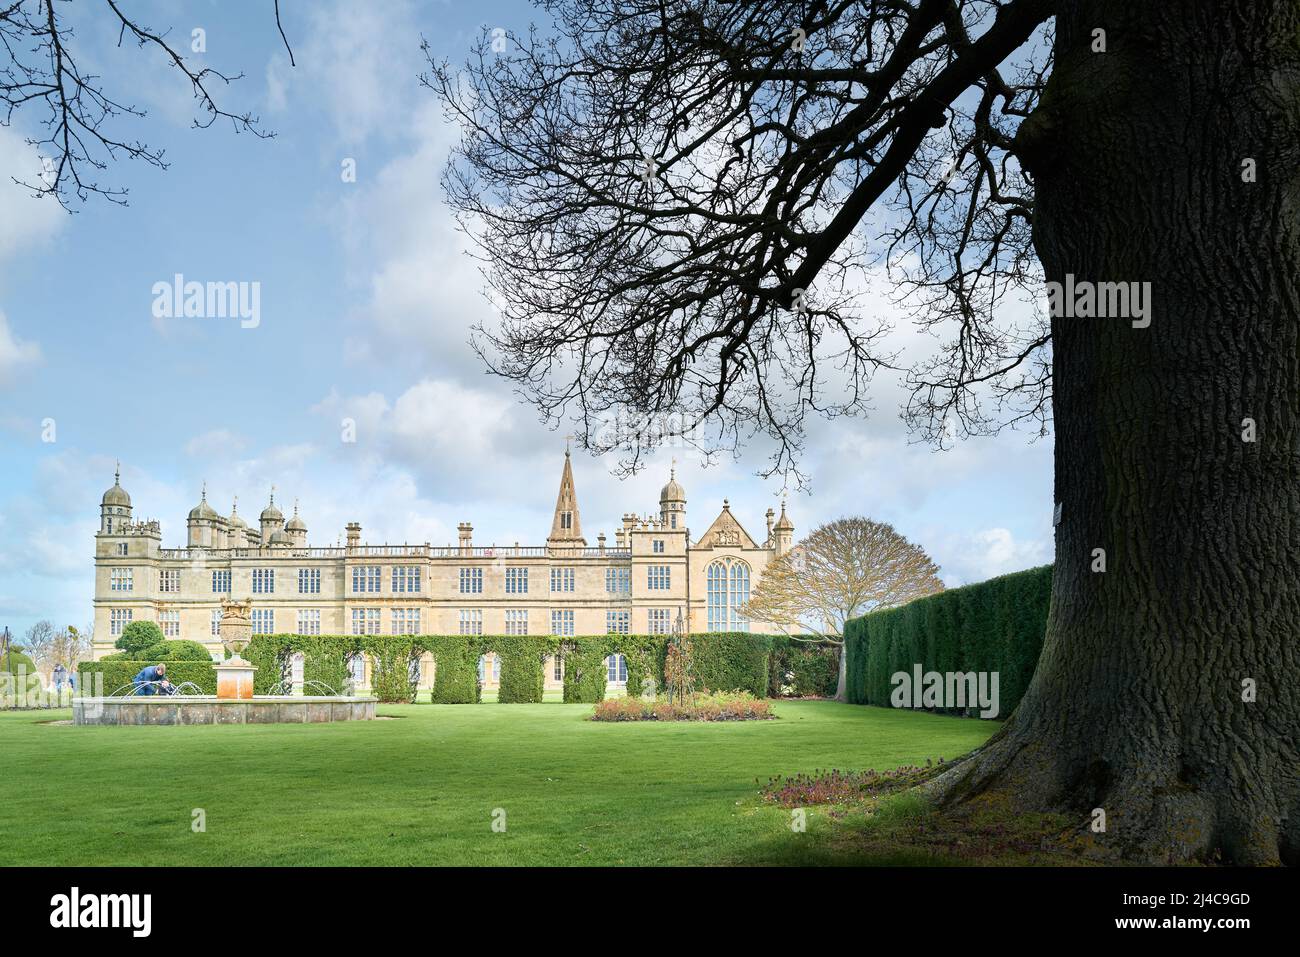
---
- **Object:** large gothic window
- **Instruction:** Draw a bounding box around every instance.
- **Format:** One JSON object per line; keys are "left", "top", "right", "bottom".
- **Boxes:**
{"left": 706, "top": 559, "right": 751, "bottom": 632}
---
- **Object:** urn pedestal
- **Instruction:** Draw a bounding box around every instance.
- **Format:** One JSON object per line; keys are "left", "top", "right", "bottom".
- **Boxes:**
{"left": 215, "top": 597, "right": 257, "bottom": 700}
{"left": 214, "top": 661, "right": 258, "bottom": 700}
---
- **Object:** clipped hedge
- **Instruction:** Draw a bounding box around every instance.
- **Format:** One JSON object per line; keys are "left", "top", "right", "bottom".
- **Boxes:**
{"left": 424, "top": 636, "right": 483, "bottom": 703}
{"left": 493, "top": 635, "right": 548, "bottom": 703}
{"left": 86, "top": 632, "right": 781, "bottom": 705}
{"left": 562, "top": 637, "right": 612, "bottom": 703}
{"left": 844, "top": 564, "right": 1052, "bottom": 717}
{"left": 767, "top": 637, "right": 840, "bottom": 697}
{"left": 76, "top": 660, "right": 218, "bottom": 696}
{"left": 688, "top": 631, "right": 769, "bottom": 695}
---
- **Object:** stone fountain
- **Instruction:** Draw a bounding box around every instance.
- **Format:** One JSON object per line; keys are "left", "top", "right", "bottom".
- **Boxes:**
{"left": 72, "top": 598, "right": 376, "bottom": 726}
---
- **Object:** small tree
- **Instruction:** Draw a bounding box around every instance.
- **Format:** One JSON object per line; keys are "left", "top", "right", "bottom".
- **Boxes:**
{"left": 115, "top": 621, "right": 165, "bottom": 657}
{"left": 22, "top": 620, "right": 55, "bottom": 674}
{"left": 744, "top": 518, "right": 943, "bottom": 700}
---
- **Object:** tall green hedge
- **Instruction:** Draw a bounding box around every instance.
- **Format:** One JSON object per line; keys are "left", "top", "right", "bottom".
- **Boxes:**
{"left": 562, "top": 637, "right": 613, "bottom": 703}
{"left": 368, "top": 637, "right": 420, "bottom": 703}
{"left": 76, "top": 632, "right": 780, "bottom": 704}
{"left": 844, "top": 564, "right": 1052, "bottom": 717}
{"left": 493, "top": 635, "right": 548, "bottom": 703}
{"left": 767, "top": 637, "right": 840, "bottom": 697}
{"left": 425, "top": 636, "right": 482, "bottom": 703}
{"left": 690, "top": 631, "right": 769, "bottom": 694}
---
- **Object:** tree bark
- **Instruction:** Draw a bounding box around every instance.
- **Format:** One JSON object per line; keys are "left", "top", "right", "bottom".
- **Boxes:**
{"left": 835, "top": 643, "right": 848, "bottom": 702}
{"left": 929, "top": 0, "right": 1300, "bottom": 864}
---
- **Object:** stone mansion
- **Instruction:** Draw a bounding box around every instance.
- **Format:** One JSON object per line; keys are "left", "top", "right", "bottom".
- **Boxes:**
{"left": 92, "top": 454, "right": 794, "bottom": 687}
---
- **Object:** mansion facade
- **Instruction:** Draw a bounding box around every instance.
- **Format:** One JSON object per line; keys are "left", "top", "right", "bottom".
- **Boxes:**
{"left": 91, "top": 455, "right": 794, "bottom": 688}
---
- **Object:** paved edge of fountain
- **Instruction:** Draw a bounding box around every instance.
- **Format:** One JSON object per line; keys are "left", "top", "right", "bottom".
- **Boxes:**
{"left": 71, "top": 696, "right": 376, "bottom": 726}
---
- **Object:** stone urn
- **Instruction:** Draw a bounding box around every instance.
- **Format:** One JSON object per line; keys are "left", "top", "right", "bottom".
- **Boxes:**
{"left": 218, "top": 598, "right": 254, "bottom": 663}
{"left": 214, "top": 598, "right": 257, "bottom": 699}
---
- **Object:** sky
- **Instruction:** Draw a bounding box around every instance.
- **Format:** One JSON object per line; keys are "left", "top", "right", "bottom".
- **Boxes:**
{"left": 0, "top": 0, "right": 1054, "bottom": 637}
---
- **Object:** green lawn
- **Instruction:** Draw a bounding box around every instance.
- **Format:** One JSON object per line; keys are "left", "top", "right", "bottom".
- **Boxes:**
{"left": 0, "top": 701, "right": 995, "bottom": 866}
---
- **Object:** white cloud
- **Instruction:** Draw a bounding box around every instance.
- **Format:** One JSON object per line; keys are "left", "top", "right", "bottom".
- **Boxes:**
{"left": 184, "top": 429, "right": 249, "bottom": 458}
{"left": 0, "top": 127, "right": 63, "bottom": 263}
{"left": 930, "top": 526, "right": 1052, "bottom": 587}
{"left": 269, "top": 0, "right": 424, "bottom": 144}
{"left": 0, "top": 311, "right": 42, "bottom": 387}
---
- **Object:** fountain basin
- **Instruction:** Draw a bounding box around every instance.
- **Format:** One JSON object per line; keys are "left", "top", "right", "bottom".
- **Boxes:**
{"left": 72, "top": 695, "right": 376, "bottom": 726}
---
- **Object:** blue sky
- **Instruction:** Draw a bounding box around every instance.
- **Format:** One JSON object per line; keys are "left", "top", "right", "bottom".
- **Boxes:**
{"left": 0, "top": 0, "right": 1054, "bottom": 637}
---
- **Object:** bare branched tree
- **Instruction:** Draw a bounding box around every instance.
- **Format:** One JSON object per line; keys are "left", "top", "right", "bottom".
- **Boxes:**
{"left": 743, "top": 517, "right": 943, "bottom": 699}
{"left": 431, "top": 0, "right": 1300, "bottom": 865}
{"left": 425, "top": 0, "right": 1052, "bottom": 480}
{"left": 22, "top": 619, "right": 55, "bottom": 673}
{"left": 0, "top": 0, "right": 293, "bottom": 207}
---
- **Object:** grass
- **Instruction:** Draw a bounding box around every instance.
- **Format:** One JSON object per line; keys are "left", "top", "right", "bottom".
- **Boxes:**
{"left": 0, "top": 700, "right": 997, "bottom": 866}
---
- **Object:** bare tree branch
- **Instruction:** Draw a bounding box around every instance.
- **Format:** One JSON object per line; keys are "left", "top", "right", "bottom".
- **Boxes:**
{"left": 427, "top": 0, "right": 1054, "bottom": 480}
{"left": 1, "top": 0, "right": 291, "bottom": 208}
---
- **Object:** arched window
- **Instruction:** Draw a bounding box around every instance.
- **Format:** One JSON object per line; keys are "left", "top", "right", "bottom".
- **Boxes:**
{"left": 706, "top": 559, "right": 751, "bottom": 632}
{"left": 605, "top": 654, "right": 628, "bottom": 684}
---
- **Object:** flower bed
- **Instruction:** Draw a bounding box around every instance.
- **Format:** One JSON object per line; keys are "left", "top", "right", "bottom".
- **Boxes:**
{"left": 591, "top": 690, "right": 775, "bottom": 722}
{"left": 760, "top": 762, "right": 944, "bottom": 807}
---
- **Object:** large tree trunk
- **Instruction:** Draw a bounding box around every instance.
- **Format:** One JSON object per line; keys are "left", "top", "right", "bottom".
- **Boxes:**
{"left": 930, "top": 0, "right": 1300, "bottom": 864}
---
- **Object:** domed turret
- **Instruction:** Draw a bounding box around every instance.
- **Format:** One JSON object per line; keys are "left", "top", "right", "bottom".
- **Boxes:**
{"left": 187, "top": 483, "right": 221, "bottom": 547}
{"left": 260, "top": 492, "right": 284, "bottom": 524}
{"left": 99, "top": 462, "right": 132, "bottom": 534}
{"left": 658, "top": 465, "right": 686, "bottom": 529}
{"left": 101, "top": 463, "right": 131, "bottom": 509}
{"left": 188, "top": 484, "right": 219, "bottom": 521}
{"left": 226, "top": 497, "right": 248, "bottom": 548}
{"left": 286, "top": 499, "right": 307, "bottom": 546}
{"left": 259, "top": 489, "right": 285, "bottom": 544}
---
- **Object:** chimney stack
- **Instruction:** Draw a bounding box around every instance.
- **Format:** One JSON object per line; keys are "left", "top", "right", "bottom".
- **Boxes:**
{"left": 345, "top": 522, "right": 361, "bottom": 550}
{"left": 458, "top": 522, "right": 473, "bottom": 555}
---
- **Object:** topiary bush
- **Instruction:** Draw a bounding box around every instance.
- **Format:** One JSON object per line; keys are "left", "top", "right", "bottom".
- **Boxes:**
{"left": 115, "top": 621, "right": 165, "bottom": 656}
{"left": 562, "top": 638, "right": 609, "bottom": 703}
{"left": 133, "top": 640, "right": 214, "bottom": 662}
{"left": 0, "top": 649, "right": 43, "bottom": 703}
{"left": 493, "top": 635, "right": 551, "bottom": 703}
{"left": 768, "top": 638, "right": 840, "bottom": 697}
{"left": 689, "top": 631, "right": 770, "bottom": 695}
{"left": 0, "top": 650, "right": 38, "bottom": 674}
{"left": 426, "top": 636, "right": 482, "bottom": 704}
{"left": 364, "top": 637, "right": 420, "bottom": 703}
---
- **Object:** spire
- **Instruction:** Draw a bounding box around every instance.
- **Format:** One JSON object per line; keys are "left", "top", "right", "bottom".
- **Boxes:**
{"left": 201, "top": 481, "right": 207, "bottom": 501}
{"left": 114, "top": 461, "right": 121, "bottom": 485}
{"left": 547, "top": 449, "right": 586, "bottom": 545}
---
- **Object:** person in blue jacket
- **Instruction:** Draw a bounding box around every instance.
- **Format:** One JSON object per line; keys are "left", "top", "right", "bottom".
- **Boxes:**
{"left": 132, "top": 663, "right": 175, "bottom": 696}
